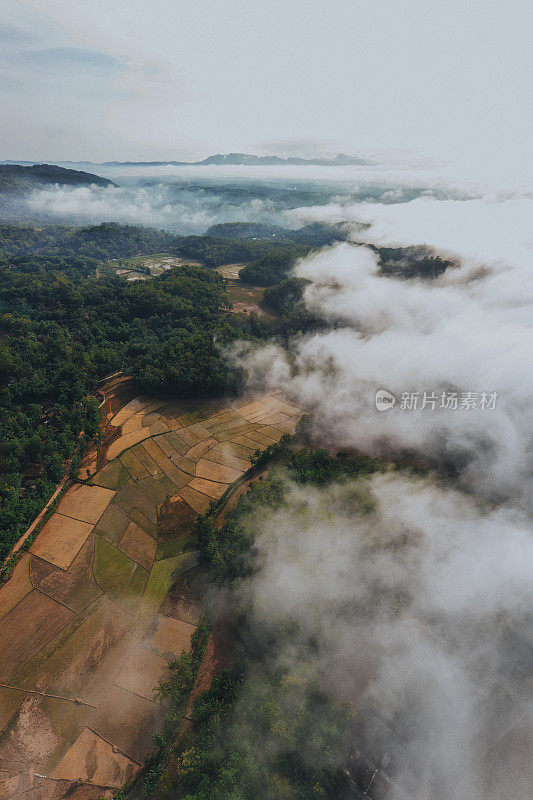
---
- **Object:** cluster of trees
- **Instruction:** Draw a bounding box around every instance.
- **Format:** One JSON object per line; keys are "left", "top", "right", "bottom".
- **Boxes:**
{"left": 0, "top": 223, "right": 178, "bottom": 261}
{"left": 0, "top": 223, "right": 324, "bottom": 272}
{"left": 206, "top": 221, "right": 347, "bottom": 247}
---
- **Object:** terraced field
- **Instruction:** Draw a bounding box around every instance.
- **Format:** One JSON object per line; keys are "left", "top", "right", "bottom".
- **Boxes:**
{"left": 0, "top": 379, "right": 302, "bottom": 800}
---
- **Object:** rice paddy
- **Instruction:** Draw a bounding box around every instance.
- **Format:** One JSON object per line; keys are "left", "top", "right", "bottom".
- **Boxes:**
{"left": 0, "top": 379, "right": 302, "bottom": 798}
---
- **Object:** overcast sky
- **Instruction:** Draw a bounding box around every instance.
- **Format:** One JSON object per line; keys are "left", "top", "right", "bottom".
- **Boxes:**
{"left": 1, "top": 0, "right": 531, "bottom": 174}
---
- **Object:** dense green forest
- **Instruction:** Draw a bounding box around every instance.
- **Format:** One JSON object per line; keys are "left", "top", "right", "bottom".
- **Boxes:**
{"left": 0, "top": 220, "right": 451, "bottom": 564}
{"left": 0, "top": 224, "right": 325, "bottom": 563}
{"left": 138, "top": 449, "right": 387, "bottom": 800}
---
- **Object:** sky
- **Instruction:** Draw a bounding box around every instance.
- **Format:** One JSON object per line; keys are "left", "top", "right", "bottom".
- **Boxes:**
{"left": 0, "top": 0, "right": 532, "bottom": 174}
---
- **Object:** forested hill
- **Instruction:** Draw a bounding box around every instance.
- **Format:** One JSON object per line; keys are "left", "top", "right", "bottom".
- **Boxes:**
{"left": 0, "top": 163, "right": 116, "bottom": 194}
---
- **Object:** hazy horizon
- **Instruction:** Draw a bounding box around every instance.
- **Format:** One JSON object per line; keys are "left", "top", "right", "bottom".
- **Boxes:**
{"left": 1, "top": 0, "right": 532, "bottom": 183}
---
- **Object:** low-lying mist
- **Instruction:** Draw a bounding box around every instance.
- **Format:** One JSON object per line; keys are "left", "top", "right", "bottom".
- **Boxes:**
{"left": 227, "top": 473, "right": 532, "bottom": 799}
{"left": 1, "top": 160, "right": 491, "bottom": 234}
{"left": 227, "top": 182, "right": 533, "bottom": 796}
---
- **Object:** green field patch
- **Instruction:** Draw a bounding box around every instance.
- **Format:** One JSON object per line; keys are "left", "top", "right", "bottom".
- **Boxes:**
{"left": 161, "top": 430, "right": 190, "bottom": 455}
{"left": 141, "top": 438, "right": 171, "bottom": 470}
{"left": 89, "top": 459, "right": 130, "bottom": 490}
{"left": 94, "top": 503, "right": 131, "bottom": 545}
{"left": 113, "top": 479, "right": 157, "bottom": 523}
{"left": 155, "top": 536, "right": 188, "bottom": 561}
{"left": 131, "top": 443, "right": 161, "bottom": 475}
{"left": 134, "top": 551, "right": 198, "bottom": 635}
{"left": 177, "top": 410, "right": 208, "bottom": 426}
{"left": 119, "top": 449, "right": 151, "bottom": 480}
{"left": 94, "top": 536, "right": 148, "bottom": 612}
{"left": 152, "top": 433, "right": 177, "bottom": 458}
{"left": 136, "top": 475, "right": 170, "bottom": 506}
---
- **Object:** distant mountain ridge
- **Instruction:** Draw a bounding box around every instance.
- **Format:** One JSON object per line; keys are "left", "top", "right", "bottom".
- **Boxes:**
{"left": 0, "top": 163, "right": 116, "bottom": 193}
{"left": 2, "top": 153, "right": 376, "bottom": 169}
{"left": 100, "top": 152, "right": 376, "bottom": 167}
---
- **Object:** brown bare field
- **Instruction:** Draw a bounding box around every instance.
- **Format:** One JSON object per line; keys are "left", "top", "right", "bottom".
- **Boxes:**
{"left": 141, "top": 407, "right": 173, "bottom": 428}
{"left": 148, "top": 420, "right": 170, "bottom": 436}
{"left": 56, "top": 484, "right": 116, "bottom": 526}
{"left": 232, "top": 431, "right": 278, "bottom": 447}
{"left": 88, "top": 685, "right": 164, "bottom": 763}
{"left": 114, "top": 647, "right": 168, "bottom": 701}
{"left": 30, "top": 514, "right": 93, "bottom": 571}
{"left": 0, "top": 553, "right": 32, "bottom": 619}
{"left": 203, "top": 447, "right": 250, "bottom": 471}
{"left": 169, "top": 453, "right": 196, "bottom": 475}
{"left": 51, "top": 726, "right": 140, "bottom": 786}
{"left": 0, "top": 686, "right": 25, "bottom": 732}
{"left": 119, "top": 523, "right": 157, "bottom": 571}
{"left": 105, "top": 429, "right": 151, "bottom": 460}
{"left": 184, "top": 436, "right": 218, "bottom": 460}
{"left": 128, "top": 508, "right": 158, "bottom": 538}
{"left": 161, "top": 430, "right": 190, "bottom": 455}
{"left": 140, "top": 438, "right": 172, "bottom": 471}
{"left": 205, "top": 416, "right": 250, "bottom": 435}
{"left": 147, "top": 615, "right": 196, "bottom": 658}
{"left": 188, "top": 477, "right": 228, "bottom": 499}
{"left": 258, "top": 411, "right": 292, "bottom": 426}
{"left": 152, "top": 434, "right": 176, "bottom": 457}
{"left": 177, "top": 485, "right": 212, "bottom": 515}
{"left": 203, "top": 409, "right": 243, "bottom": 428}
{"left": 109, "top": 396, "right": 153, "bottom": 428}
{"left": 265, "top": 397, "right": 301, "bottom": 415}
{"left": 157, "top": 495, "right": 196, "bottom": 539}
{"left": 135, "top": 476, "right": 170, "bottom": 507}
{"left": 0, "top": 591, "right": 74, "bottom": 681}
{"left": 213, "top": 440, "right": 257, "bottom": 459}
{"left": 30, "top": 536, "right": 101, "bottom": 613}
{"left": 121, "top": 412, "right": 144, "bottom": 435}
{"left": 50, "top": 618, "right": 133, "bottom": 707}
{"left": 195, "top": 459, "right": 242, "bottom": 484}
{"left": 237, "top": 400, "right": 269, "bottom": 418}
{"left": 275, "top": 414, "right": 302, "bottom": 434}
{"left": 259, "top": 425, "right": 285, "bottom": 441}
{"left": 0, "top": 695, "right": 62, "bottom": 773}
{"left": 172, "top": 427, "right": 203, "bottom": 448}
{"left": 13, "top": 599, "right": 106, "bottom": 692}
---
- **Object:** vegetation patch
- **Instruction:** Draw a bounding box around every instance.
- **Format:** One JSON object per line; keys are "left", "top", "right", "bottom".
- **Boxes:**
{"left": 94, "top": 535, "right": 148, "bottom": 612}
